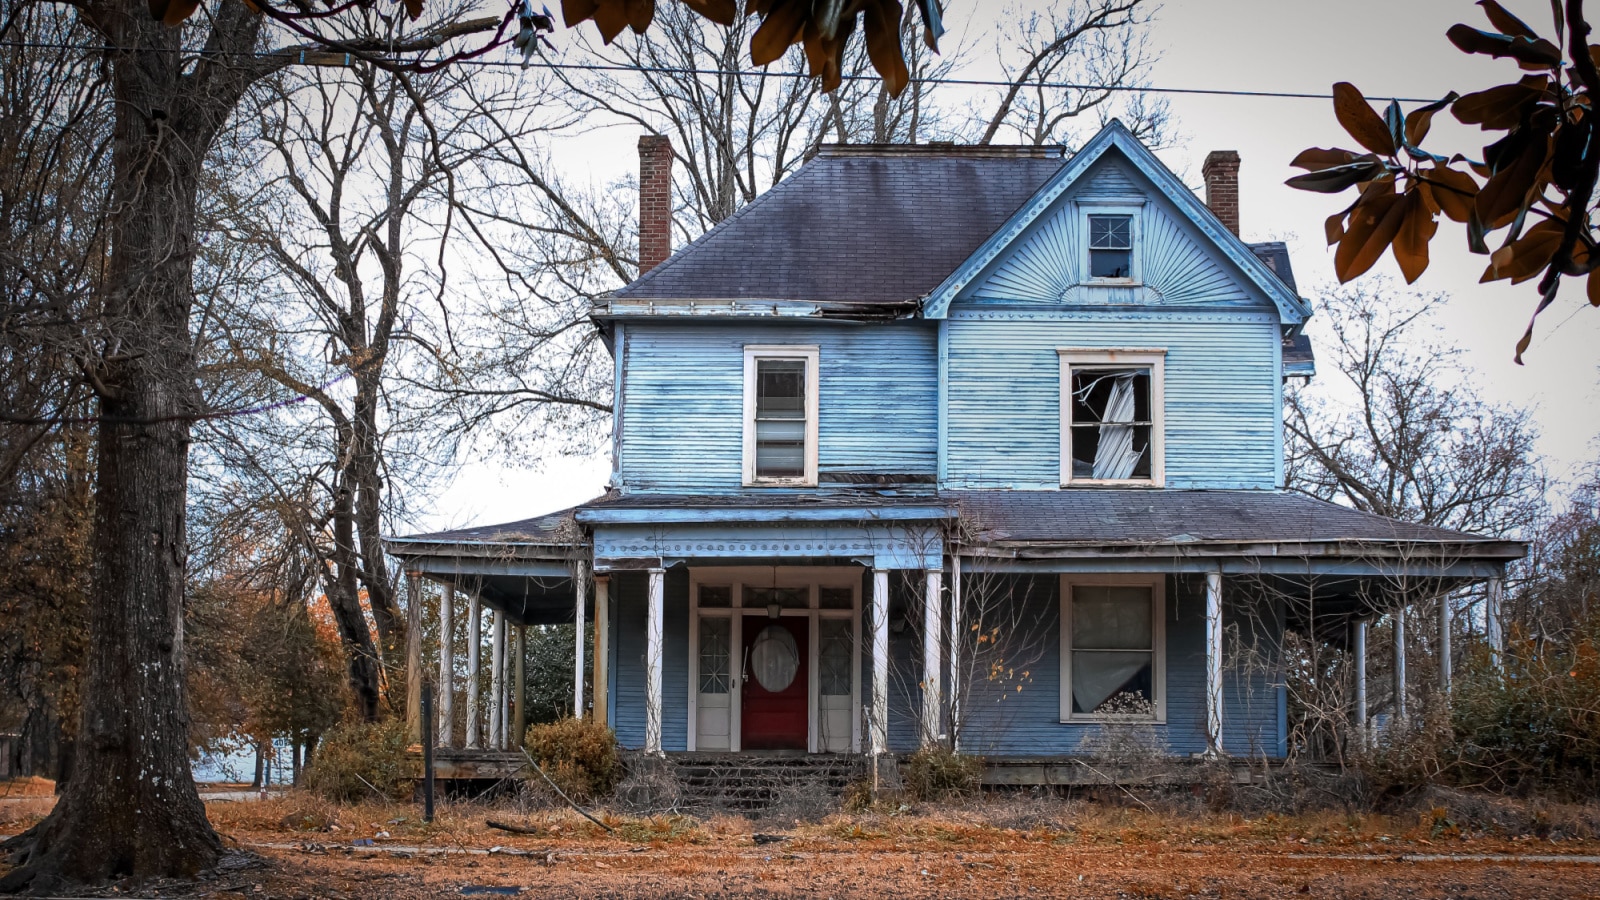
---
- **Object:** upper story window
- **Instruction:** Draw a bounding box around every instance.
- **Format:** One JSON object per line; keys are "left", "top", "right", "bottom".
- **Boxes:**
{"left": 743, "top": 345, "right": 819, "bottom": 486}
{"left": 1059, "top": 349, "right": 1165, "bottom": 486}
{"left": 1088, "top": 214, "right": 1133, "bottom": 278}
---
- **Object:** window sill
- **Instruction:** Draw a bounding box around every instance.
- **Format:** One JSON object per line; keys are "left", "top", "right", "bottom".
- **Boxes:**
{"left": 1078, "top": 279, "right": 1141, "bottom": 287}
{"left": 1061, "top": 716, "right": 1167, "bottom": 726}
{"left": 743, "top": 479, "right": 818, "bottom": 488}
{"left": 1061, "top": 480, "right": 1164, "bottom": 488}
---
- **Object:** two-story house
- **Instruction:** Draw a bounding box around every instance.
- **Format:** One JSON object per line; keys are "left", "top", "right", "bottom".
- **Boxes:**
{"left": 388, "top": 122, "right": 1522, "bottom": 777}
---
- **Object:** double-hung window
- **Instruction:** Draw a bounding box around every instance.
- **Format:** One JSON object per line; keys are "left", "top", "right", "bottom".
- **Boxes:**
{"left": 1060, "top": 575, "right": 1165, "bottom": 722}
{"left": 1059, "top": 349, "right": 1165, "bottom": 485}
{"left": 743, "top": 345, "right": 819, "bottom": 486}
{"left": 1088, "top": 214, "right": 1134, "bottom": 279}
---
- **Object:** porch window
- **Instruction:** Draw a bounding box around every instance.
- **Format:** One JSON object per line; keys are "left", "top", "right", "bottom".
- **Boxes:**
{"left": 1059, "top": 349, "right": 1165, "bottom": 485}
{"left": 743, "top": 345, "right": 819, "bottom": 486}
{"left": 1060, "top": 576, "right": 1165, "bottom": 722}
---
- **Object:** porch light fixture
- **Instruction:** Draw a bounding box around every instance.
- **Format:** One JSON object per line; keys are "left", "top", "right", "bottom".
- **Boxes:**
{"left": 766, "top": 601, "right": 783, "bottom": 620}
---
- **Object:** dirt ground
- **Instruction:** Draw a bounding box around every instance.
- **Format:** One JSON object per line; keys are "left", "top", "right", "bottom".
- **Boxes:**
{"left": 5, "top": 789, "right": 1600, "bottom": 898}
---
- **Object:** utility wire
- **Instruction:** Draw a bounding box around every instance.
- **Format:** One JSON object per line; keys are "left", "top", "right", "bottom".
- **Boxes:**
{"left": 0, "top": 38, "right": 1440, "bottom": 103}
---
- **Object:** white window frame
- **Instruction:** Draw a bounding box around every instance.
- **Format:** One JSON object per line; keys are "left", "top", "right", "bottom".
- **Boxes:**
{"left": 742, "top": 345, "right": 820, "bottom": 487}
{"left": 1078, "top": 199, "right": 1144, "bottom": 285}
{"left": 1058, "top": 348, "right": 1166, "bottom": 487}
{"left": 1059, "top": 573, "right": 1167, "bottom": 724}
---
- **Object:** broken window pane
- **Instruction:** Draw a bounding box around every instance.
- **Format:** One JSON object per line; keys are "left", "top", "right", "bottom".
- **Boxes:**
{"left": 1069, "top": 366, "right": 1152, "bottom": 480}
{"left": 1070, "top": 585, "right": 1154, "bottom": 716}
{"left": 755, "top": 358, "right": 806, "bottom": 477}
{"left": 1088, "top": 214, "right": 1133, "bottom": 279}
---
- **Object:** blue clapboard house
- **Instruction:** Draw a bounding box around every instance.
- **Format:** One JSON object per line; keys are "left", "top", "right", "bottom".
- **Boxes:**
{"left": 388, "top": 122, "right": 1522, "bottom": 777}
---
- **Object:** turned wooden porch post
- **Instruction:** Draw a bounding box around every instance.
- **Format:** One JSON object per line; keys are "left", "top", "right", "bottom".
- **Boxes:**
{"left": 1393, "top": 610, "right": 1408, "bottom": 724}
{"left": 921, "top": 567, "right": 943, "bottom": 748}
{"left": 1204, "top": 570, "right": 1225, "bottom": 756}
{"left": 1352, "top": 618, "right": 1368, "bottom": 750}
{"left": 593, "top": 574, "right": 611, "bottom": 726}
{"left": 574, "top": 561, "right": 589, "bottom": 718}
{"left": 466, "top": 590, "right": 482, "bottom": 749}
{"left": 404, "top": 571, "right": 423, "bottom": 744}
{"left": 645, "top": 568, "right": 665, "bottom": 754}
{"left": 489, "top": 610, "right": 506, "bottom": 749}
{"left": 870, "top": 568, "right": 890, "bottom": 758}
{"left": 438, "top": 581, "right": 455, "bottom": 747}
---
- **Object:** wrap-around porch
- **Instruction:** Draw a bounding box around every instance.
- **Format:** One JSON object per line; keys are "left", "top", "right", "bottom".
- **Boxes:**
{"left": 384, "top": 490, "right": 1524, "bottom": 766}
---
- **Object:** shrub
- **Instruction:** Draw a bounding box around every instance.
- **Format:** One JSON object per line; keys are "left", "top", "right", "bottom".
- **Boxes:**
{"left": 524, "top": 717, "right": 620, "bottom": 803}
{"left": 302, "top": 718, "right": 411, "bottom": 802}
{"left": 902, "top": 746, "right": 983, "bottom": 802}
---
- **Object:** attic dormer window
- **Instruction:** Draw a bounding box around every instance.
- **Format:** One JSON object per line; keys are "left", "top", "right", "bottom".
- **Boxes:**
{"left": 1088, "top": 214, "right": 1133, "bottom": 279}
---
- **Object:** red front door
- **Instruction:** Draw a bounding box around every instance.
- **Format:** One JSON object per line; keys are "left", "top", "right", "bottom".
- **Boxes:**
{"left": 741, "top": 615, "right": 809, "bottom": 750}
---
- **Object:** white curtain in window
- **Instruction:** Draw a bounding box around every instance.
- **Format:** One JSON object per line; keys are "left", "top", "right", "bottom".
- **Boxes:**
{"left": 1093, "top": 374, "right": 1142, "bottom": 480}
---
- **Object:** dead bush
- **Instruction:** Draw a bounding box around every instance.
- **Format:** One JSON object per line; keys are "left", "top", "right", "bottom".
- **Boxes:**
{"left": 611, "top": 752, "right": 682, "bottom": 814}
{"left": 302, "top": 719, "right": 410, "bottom": 803}
{"left": 523, "top": 717, "right": 620, "bottom": 804}
{"left": 902, "top": 746, "right": 983, "bottom": 802}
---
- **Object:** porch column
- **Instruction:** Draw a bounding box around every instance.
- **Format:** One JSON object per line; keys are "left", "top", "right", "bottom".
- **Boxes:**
{"left": 1393, "top": 610, "right": 1408, "bottom": 723}
{"left": 489, "top": 609, "right": 506, "bottom": 749}
{"left": 922, "top": 568, "right": 943, "bottom": 747}
{"left": 1486, "top": 575, "right": 1505, "bottom": 669}
{"left": 1352, "top": 618, "right": 1368, "bottom": 750}
{"left": 512, "top": 625, "right": 526, "bottom": 747}
{"left": 594, "top": 575, "right": 611, "bottom": 726}
{"left": 438, "top": 580, "right": 455, "bottom": 747}
{"left": 404, "top": 571, "right": 423, "bottom": 744}
{"left": 645, "top": 568, "right": 665, "bottom": 754}
{"left": 949, "top": 555, "right": 963, "bottom": 752}
{"left": 1204, "top": 570, "right": 1224, "bottom": 756}
{"left": 870, "top": 568, "right": 890, "bottom": 757}
{"left": 574, "top": 561, "right": 589, "bottom": 718}
{"left": 466, "top": 591, "right": 482, "bottom": 749}
{"left": 1438, "top": 595, "right": 1453, "bottom": 695}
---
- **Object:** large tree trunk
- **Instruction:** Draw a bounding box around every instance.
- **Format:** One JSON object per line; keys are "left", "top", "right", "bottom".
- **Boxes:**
{"left": 0, "top": 4, "right": 260, "bottom": 889}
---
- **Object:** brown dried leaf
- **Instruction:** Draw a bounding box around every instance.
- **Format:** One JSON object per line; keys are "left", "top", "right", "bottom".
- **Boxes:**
{"left": 1479, "top": 0, "right": 1539, "bottom": 38}
{"left": 1325, "top": 211, "right": 1347, "bottom": 245}
{"left": 1289, "top": 147, "right": 1362, "bottom": 171}
{"left": 1452, "top": 77, "right": 1548, "bottom": 130}
{"left": 562, "top": 0, "right": 600, "bottom": 27}
{"left": 1588, "top": 267, "right": 1600, "bottom": 306}
{"left": 160, "top": 0, "right": 201, "bottom": 25}
{"left": 1421, "top": 165, "right": 1479, "bottom": 222}
{"left": 1475, "top": 134, "right": 1551, "bottom": 228}
{"left": 1333, "top": 82, "right": 1396, "bottom": 156}
{"left": 863, "top": 0, "right": 910, "bottom": 98}
{"left": 1482, "top": 218, "right": 1563, "bottom": 283}
{"left": 1392, "top": 192, "right": 1438, "bottom": 283}
{"left": 402, "top": 0, "right": 423, "bottom": 21}
{"left": 681, "top": 0, "right": 737, "bottom": 25}
{"left": 1334, "top": 185, "right": 1405, "bottom": 281}
{"left": 750, "top": 0, "right": 808, "bottom": 65}
{"left": 624, "top": 0, "right": 655, "bottom": 33}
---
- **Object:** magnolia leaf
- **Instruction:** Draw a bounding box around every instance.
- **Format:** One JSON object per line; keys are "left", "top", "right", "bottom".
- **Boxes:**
{"left": 562, "top": 0, "right": 600, "bottom": 27}
{"left": 1404, "top": 93, "right": 1460, "bottom": 147}
{"left": 1334, "top": 187, "right": 1406, "bottom": 282}
{"left": 1447, "top": 23, "right": 1563, "bottom": 69}
{"left": 624, "top": 0, "right": 656, "bottom": 33}
{"left": 1385, "top": 99, "right": 1405, "bottom": 151}
{"left": 1290, "top": 147, "right": 1362, "bottom": 171}
{"left": 1479, "top": 0, "right": 1540, "bottom": 39}
{"left": 862, "top": 0, "right": 910, "bottom": 98}
{"left": 1589, "top": 268, "right": 1600, "bottom": 306}
{"left": 1393, "top": 192, "right": 1438, "bottom": 283}
{"left": 914, "top": 0, "right": 945, "bottom": 50}
{"left": 592, "top": 0, "right": 631, "bottom": 42}
{"left": 681, "top": 0, "right": 738, "bottom": 25}
{"left": 1452, "top": 77, "right": 1548, "bottom": 130}
{"left": 1420, "top": 165, "right": 1479, "bottom": 222}
{"left": 750, "top": 0, "right": 809, "bottom": 65}
{"left": 403, "top": 0, "right": 423, "bottom": 21}
{"left": 1325, "top": 210, "right": 1347, "bottom": 245}
{"left": 156, "top": 0, "right": 201, "bottom": 25}
{"left": 1483, "top": 218, "right": 1562, "bottom": 283}
{"left": 1285, "top": 159, "right": 1388, "bottom": 193}
{"left": 1475, "top": 133, "right": 1551, "bottom": 228}
{"left": 1333, "top": 82, "right": 1396, "bottom": 156}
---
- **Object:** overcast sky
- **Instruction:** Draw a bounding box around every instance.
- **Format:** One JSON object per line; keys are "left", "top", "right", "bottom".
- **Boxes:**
{"left": 419, "top": 0, "right": 1600, "bottom": 534}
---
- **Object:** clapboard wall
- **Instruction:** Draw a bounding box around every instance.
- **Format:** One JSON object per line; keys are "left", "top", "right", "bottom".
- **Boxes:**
{"left": 617, "top": 320, "right": 938, "bottom": 492}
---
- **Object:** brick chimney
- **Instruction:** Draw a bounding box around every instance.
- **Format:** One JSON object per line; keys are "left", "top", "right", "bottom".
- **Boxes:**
{"left": 1202, "top": 150, "right": 1241, "bottom": 237}
{"left": 638, "top": 134, "right": 673, "bottom": 272}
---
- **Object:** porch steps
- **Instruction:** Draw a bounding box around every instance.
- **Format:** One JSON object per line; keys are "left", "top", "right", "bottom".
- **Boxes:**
{"left": 666, "top": 753, "right": 866, "bottom": 813}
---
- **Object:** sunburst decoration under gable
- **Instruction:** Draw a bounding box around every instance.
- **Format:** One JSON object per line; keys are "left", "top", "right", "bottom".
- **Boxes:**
{"left": 970, "top": 195, "right": 1254, "bottom": 307}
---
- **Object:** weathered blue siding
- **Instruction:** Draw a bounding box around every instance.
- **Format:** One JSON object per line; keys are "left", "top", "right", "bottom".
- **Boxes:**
{"left": 617, "top": 321, "right": 938, "bottom": 492}
{"left": 957, "top": 575, "right": 1283, "bottom": 758}
{"left": 944, "top": 315, "right": 1282, "bottom": 490}
{"left": 611, "top": 570, "right": 691, "bottom": 751}
{"left": 942, "top": 155, "right": 1285, "bottom": 491}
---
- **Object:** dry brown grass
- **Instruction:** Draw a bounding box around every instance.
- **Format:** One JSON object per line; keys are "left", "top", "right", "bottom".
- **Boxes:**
{"left": 0, "top": 776, "right": 54, "bottom": 798}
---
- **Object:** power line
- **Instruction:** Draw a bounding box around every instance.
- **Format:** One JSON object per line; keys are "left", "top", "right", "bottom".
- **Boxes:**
{"left": 0, "top": 38, "right": 1439, "bottom": 103}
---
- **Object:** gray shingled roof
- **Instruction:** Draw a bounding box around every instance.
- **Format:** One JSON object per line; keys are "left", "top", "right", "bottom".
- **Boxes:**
{"left": 388, "top": 505, "right": 588, "bottom": 546}
{"left": 614, "top": 146, "right": 1068, "bottom": 305}
{"left": 950, "top": 490, "right": 1514, "bottom": 550}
